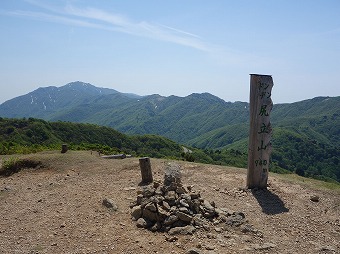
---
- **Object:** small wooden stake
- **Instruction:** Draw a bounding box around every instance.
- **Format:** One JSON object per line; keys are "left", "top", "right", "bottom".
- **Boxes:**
{"left": 61, "top": 144, "right": 68, "bottom": 153}
{"left": 139, "top": 157, "right": 153, "bottom": 184}
{"left": 247, "top": 74, "right": 273, "bottom": 189}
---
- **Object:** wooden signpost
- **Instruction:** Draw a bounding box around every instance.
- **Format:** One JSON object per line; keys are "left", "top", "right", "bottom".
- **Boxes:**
{"left": 247, "top": 74, "right": 273, "bottom": 189}
{"left": 139, "top": 157, "right": 153, "bottom": 184}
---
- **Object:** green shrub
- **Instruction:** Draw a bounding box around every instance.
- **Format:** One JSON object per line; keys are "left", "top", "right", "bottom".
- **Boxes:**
{"left": 0, "top": 157, "right": 42, "bottom": 176}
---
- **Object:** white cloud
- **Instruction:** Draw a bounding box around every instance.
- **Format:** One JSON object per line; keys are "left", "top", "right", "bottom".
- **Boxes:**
{"left": 5, "top": 1, "right": 211, "bottom": 52}
{"left": 6, "top": 10, "right": 111, "bottom": 30}
{"left": 64, "top": 5, "right": 211, "bottom": 51}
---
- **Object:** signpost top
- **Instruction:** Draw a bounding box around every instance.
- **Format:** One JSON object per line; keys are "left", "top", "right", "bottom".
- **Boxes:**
{"left": 249, "top": 74, "right": 272, "bottom": 77}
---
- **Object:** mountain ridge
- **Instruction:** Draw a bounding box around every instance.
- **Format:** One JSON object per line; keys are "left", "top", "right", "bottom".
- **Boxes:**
{"left": 0, "top": 81, "right": 339, "bottom": 182}
{"left": 0, "top": 82, "right": 339, "bottom": 148}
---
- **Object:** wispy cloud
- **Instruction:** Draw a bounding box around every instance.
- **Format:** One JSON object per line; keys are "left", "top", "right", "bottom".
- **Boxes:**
{"left": 5, "top": 10, "right": 112, "bottom": 30}
{"left": 3, "top": 0, "right": 211, "bottom": 51}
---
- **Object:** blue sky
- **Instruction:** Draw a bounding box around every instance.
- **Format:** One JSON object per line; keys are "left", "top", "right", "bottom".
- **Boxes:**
{"left": 0, "top": 0, "right": 339, "bottom": 104}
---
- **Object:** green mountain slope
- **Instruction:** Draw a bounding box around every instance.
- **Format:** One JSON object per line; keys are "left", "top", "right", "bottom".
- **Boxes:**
{"left": 0, "top": 81, "right": 138, "bottom": 119}
{"left": 0, "top": 117, "right": 339, "bottom": 183}
{"left": 0, "top": 118, "right": 182, "bottom": 159}
{"left": 190, "top": 97, "right": 339, "bottom": 149}
{"left": 0, "top": 118, "right": 249, "bottom": 170}
{"left": 0, "top": 83, "right": 339, "bottom": 183}
{"left": 1, "top": 83, "right": 338, "bottom": 149}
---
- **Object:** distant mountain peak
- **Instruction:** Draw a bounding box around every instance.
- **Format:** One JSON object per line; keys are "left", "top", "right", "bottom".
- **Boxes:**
{"left": 59, "top": 81, "right": 117, "bottom": 95}
{"left": 188, "top": 92, "right": 226, "bottom": 103}
{"left": 64, "top": 81, "right": 94, "bottom": 88}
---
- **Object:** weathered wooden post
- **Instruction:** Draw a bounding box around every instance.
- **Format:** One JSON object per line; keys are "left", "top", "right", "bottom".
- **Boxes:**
{"left": 247, "top": 74, "right": 273, "bottom": 189}
{"left": 61, "top": 144, "right": 68, "bottom": 153}
{"left": 139, "top": 157, "right": 153, "bottom": 184}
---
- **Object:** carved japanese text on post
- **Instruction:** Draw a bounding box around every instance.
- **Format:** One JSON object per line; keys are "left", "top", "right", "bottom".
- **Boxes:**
{"left": 247, "top": 74, "right": 273, "bottom": 189}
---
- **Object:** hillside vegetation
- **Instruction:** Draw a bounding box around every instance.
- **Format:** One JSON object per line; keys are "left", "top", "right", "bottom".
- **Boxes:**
{"left": 1, "top": 117, "right": 339, "bottom": 184}
{"left": 1, "top": 83, "right": 338, "bottom": 148}
{"left": 0, "top": 82, "right": 339, "bottom": 183}
{"left": 0, "top": 118, "right": 247, "bottom": 170}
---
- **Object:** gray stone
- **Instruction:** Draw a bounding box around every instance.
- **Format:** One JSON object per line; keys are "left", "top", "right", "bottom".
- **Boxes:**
{"left": 155, "top": 187, "right": 164, "bottom": 196}
{"left": 136, "top": 194, "right": 144, "bottom": 205}
{"left": 193, "top": 215, "right": 205, "bottom": 227}
{"left": 202, "top": 207, "right": 216, "bottom": 218}
{"left": 177, "top": 211, "right": 192, "bottom": 222}
{"left": 192, "top": 199, "right": 201, "bottom": 213}
{"left": 190, "top": 191, "right": 200, "bottom": 199}
{"left": 136, "top": 218, "right": 148, "bottom": 228}
{"left": 129, "top": 201, "right": 138, "bottom": 208}
{"left": 202, "top": 223, "right": 211, "bottom": 231}
{"left": 240, "top": 224, "right": 258, "bottom": 234}
{"left": 253, "top": 243, "right": 276, "bottom": 250}
{"left": 205, "top": 245, "right": 215, "bottom": 250}
{"left": 165, "top": 235, "right": 178, "bottom": 242}
{"left": 157, "top": 205, "right": 170, "bottom": 220}
{"left": 186, "top": 248, "right": 201, "bottom": 254}
{"left": 203, "top": 212, "right": 211, "bottom": 218}
{"left": 164, "top": 163, "right": 182, "bottom": 186}
{"left": 162, "top": 201, "right": 171, "bottom": 211}
{"left": 168, "top": 225, "right": 196, "bottom": 235}
{"left": 215, "top": 208, "right": 226, "bottom": 217}
{"left": 145, "top": 203, "right": 157, "bottom": 212}
{"left": 170, "top": 206, "right": 177, "bottom": 213}
{"left": 143, "top": 209, "right": 158, "bottom": 222}
{"left": 131, "top": 205, "right": 142, "bottom": 220}
{"left": 150, "top": 222, "right": 161, "bottom": 232}
{"left": 203, "top": 200, "right": 215, "bottom": 212}
{"left": 200, "top": 200, "right": 215, "bottom": 218}
{"left": 179, "top": 199, "right": 190, "bottom": 208}
{"left": 154, "top": 195, "right": 165, "bottom": 203}
{"left": 214, "top": 227, "right": 223, "bottom": 233}
{"left": 225, "top": 212, "right": 245, "bottom": 227}
{"left": 179, "top": 207, "right": 189, "bottom": 213}
{"left": 164, "top": 215, "right": 179, "bottom": 226}
{"left": 310, "top": 195, "right": 320, "bottom": 202}
{"left": 234, "top": 212, "right": 245, "bottom": 218}
{"left": 319, "top": 246, "right": 336, "bottom": 252}
{"left": 165, "top": 191, "right": 177, "bottom": 202}
{"left": 149, "top": 196, "right": 159, "bottom": 203}
{"left": 217, "top": 215, "right": 227, "bottom": 223}
{"left": 140, "top": 197, "right": 152, "bottom": 208}
{"left": 102, "top": 198, "right": 118, "bottom": 211}
{"left": 141, "top": 185, "right": 155, "bottom": 197}
{"left": 181, "top": 193, "right": 192, "bottom": 200}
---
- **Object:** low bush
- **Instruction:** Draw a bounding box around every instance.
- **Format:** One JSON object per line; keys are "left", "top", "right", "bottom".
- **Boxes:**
{"left": 0, "top": 157, "right": 42, "bottom": 176}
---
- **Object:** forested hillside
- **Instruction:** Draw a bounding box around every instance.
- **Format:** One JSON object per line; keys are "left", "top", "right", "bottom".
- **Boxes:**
{"left": 0, "top": 83, "right": 338, "bottom": 149}
{"left": 1, "top": 118, "right": 339, "bottom": 183}
{"left": 0, "top": 118, "right": 181, "bottom": 159}
{"left": 0, "top": 83, "right": 339, "bottom": 183}
{"left": 0, "top": 118, "right": 248, "bottom": 170}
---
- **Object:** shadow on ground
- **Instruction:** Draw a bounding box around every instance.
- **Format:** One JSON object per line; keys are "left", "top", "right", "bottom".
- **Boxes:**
{"left": 251, "top": 189, "right": 289, "bottom": 215}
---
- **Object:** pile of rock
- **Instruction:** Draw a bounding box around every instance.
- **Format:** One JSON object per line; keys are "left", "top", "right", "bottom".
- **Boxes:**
{"left": 130, "top": 163, "right": 247, "bottom": 235}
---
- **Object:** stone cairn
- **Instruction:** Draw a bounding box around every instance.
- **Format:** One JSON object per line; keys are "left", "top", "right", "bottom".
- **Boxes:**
{"left": 130, "top": 163, "right": 247, "bottom": 235}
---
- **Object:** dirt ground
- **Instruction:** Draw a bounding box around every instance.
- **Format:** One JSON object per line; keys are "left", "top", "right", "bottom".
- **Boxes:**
{"left": 0, "top": 151, "right": 339, "bottom": 254}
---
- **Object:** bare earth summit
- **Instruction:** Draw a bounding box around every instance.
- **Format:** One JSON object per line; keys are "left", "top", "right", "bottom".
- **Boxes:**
{"left": 0, "top": 151, "right": 339, "bottom": 254}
